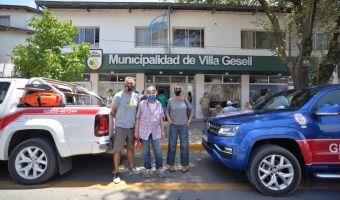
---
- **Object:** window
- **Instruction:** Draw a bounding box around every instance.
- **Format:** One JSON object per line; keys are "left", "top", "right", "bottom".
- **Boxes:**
{"left": 99, "top": 74, "right": 117, "bottom": 82}
{"left": 205, "top": 75, "right": 222, "bottom": 83}
{"left": 74, "top": 74, "right": 90, "bottom": 81}
{"left": 147, "top": 76, "right": 154, "bottom": 83}
{"left": 171, "top": 76, "right": 185, "bottom": 83}
{"left": 313, "top": 33, "right": 328, "bottom": 49}
{"left": 269, "top": 76, "right": 288, "bottom": 83}
{"left": 313, "top": 89, "right": 340, "bottom": 110}
{"left": 155, "top": 76, "right": 170, "bottom": 83}
{"left": 73, "top": 28, "right": 99, "bottom": 47}
{"left": 223, "top": 75, "right": 241, "bottom": 83}
{"left": 173, "top": 28, "right": 204, "bottom": 48}
{"left": 188, "top": 76, "right": 194, "bottom": 83}
{"left": 99, "top": 74, "right": 135, "bottom": 82}
{"left": 241, "top": 30, "right": 279, "bottom": 49}
{"left": 135, "top": 27, "right": 167, "bottom": 47}
{"left": 0, "top": 16, "right": 10, "bottom": 26}
{"left": 0, "top": 82, "right": 10, "bottom": 105}
{"left": 257, "top": 88, "right": 320, "bottom": 110}
{"left": 250, "top": 76, "right": 268, "bottom": 83}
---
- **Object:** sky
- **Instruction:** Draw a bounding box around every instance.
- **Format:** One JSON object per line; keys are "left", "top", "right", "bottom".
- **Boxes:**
{"left": 0, "top": 0, "right": 167, "bottom": 8}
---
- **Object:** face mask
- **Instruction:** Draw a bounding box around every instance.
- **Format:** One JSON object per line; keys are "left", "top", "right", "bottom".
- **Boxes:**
{"left": 148, "top": 94, "right": 156, "bottom": 101}
{"left": 125, "top": 85, "right": 134, "bottom": 92}
{"left": 174, "top": 88, "right": 182, "bottom": 96}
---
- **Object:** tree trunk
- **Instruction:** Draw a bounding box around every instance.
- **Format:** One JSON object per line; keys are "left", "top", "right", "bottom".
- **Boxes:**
{"left": 292, "top": 0, "right": 318, "bottom": 88}
{"left": 292, "top": 59, "right": 310, "bottom": 88}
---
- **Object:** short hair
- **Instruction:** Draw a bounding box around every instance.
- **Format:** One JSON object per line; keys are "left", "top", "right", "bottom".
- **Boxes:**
{"left": 145, "top": 85, "right": 157, "bottom": 94}
{"left": 125, "top": 77, "right": 135, "bottom": 84}
{"left": 260, "top": 88, "right": 268, "bottom": 96}
{"left": 159, "top": 89, "right": 164, "bottom": 94}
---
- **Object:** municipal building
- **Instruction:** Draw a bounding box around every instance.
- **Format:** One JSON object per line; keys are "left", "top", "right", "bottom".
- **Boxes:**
{"left": 36, "top": 1, "right": 295, "bottom": 119}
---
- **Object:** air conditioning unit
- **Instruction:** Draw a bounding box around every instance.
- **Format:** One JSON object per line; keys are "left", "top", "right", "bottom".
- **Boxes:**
{"left": 288, "top": 76, "right": 293, "bottom": 84}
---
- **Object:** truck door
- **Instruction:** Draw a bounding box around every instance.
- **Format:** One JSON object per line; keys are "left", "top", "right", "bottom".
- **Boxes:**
{"left": 308, "top": 89, "right": 340, "bottom": 168}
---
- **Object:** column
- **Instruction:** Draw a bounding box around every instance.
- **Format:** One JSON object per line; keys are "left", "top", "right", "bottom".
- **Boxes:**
{"left": 90, "top": 73, "right": 99, "bottom": 105}
{"left": 136, "top": 73, "right": 145, "bottom": 93}
{"left": 195, "top": 74, "right": 204, "bottom": 119}
{"left": 241, "top": 75, "right": 250, "bottom": 110}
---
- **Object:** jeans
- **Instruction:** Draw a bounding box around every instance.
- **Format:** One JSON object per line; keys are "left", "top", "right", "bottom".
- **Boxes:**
{"left": 202, "top": 107, "right": 209, "bottom": 121}
{"left": 166, "top": 124, "right": 189, "bottom": 166}
{"left": 141, "top": 135, "right": 163, "bottom": 169}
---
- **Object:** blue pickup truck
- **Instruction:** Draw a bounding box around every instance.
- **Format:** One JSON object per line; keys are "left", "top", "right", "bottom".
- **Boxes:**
{"left": 202, "top": 84, "right": 340, "bottom": 196}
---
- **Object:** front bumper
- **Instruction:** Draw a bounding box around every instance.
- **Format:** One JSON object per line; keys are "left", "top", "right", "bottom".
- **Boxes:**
{"left": 202, "top": 129, "right": 239, "bottom": 170}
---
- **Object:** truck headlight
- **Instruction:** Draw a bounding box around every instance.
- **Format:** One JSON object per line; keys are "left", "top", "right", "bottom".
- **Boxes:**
{"left": 218, "top": 125, "right": 240, "bottom": 136}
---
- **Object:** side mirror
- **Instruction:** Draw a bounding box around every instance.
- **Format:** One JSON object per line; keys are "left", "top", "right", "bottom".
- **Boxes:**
{"left": 315, "top": 104, "right": 340, "bottom": 116}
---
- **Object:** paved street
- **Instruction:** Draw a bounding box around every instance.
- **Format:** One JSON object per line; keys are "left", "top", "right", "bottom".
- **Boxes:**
{"left": 0, "top": 120, "right": 339, "bottom": 199}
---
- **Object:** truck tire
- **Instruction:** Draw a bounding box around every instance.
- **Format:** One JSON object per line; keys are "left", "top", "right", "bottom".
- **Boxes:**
{"left": 8, "top": 137, "right": 58, "bottom": 185}
{"left": 246, "top": 145, "right": 301, "bottom": 196}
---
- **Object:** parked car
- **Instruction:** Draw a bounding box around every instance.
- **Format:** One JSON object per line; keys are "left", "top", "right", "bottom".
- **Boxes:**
{"left": 202, "top": 84, "right": 340, "bottom": 196}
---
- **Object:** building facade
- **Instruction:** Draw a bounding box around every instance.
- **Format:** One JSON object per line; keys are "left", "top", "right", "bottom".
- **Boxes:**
{"left": 0, "top": 5, "right": 41, "bottom": 77}
{"left": 36, "top": 1, "right": 296, "bottom": 119}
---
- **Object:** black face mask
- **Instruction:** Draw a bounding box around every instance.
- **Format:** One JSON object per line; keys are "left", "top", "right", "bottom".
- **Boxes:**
{"left": 125, "top": 85, "right": 134, "bottom": 92}
{"left": 174, "top": 88, "right": 182, "bottom": 96}
{"left": 175, "top": 91, "right": 181, "bottom": 96}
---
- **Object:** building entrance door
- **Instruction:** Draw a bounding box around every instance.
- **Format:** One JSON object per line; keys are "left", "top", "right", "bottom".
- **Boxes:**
{"left": 156, "top": 84, "right": 170, "bottom": 99}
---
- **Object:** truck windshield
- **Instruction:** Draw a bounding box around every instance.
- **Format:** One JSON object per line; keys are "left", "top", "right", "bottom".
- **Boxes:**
{"left": 255, "top": 87, "right": 321, "bottom": 110}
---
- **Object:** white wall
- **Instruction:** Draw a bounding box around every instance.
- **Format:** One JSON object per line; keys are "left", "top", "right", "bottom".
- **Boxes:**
{"left": 0, "top": 31, "right": 27, "bottom": 62}
{"left": 0, "top": 8, "right": 40, "bottom": 67}
{"left": 53, "top": 9, "right": 290, "bottom": 56}
{"left": 0, "top": 8, "right": 38, "bottom": 29}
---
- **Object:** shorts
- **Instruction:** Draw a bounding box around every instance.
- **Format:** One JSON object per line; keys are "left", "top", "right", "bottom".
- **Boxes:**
{"left": 113, "top": 127, "right": 135, "bottom": 152}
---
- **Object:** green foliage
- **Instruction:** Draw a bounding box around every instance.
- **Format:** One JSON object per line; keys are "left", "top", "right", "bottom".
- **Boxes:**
{"left": 174, "top": 0, "right": 339, "bottom": 86}
{"left": 11, "top": 9, "right": 90, "bottom": 81}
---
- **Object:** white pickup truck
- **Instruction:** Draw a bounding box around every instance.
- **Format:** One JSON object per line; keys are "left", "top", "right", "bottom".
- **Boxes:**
{"left": 0, "top": 77, "right": 113, "bottom": 184}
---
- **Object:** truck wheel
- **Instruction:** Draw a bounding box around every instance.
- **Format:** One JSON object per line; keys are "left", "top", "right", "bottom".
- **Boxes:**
{"left": 8, "top": 138, "right": 58, "bottom": 185}
{"left": 246, "top": 145, "right": 301, "bottom": 196}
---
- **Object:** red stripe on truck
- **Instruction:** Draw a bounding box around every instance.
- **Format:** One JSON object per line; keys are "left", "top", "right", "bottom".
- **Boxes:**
{"left": 0, "top": 108, "right": 102, "bottom": 131}
{"left": 297, "top": 139, "right": 340, "bottom": 165}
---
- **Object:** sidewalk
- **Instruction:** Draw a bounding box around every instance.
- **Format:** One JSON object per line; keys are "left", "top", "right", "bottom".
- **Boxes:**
{"left": 162, "top": 120, "right": 206, "bottom": 151}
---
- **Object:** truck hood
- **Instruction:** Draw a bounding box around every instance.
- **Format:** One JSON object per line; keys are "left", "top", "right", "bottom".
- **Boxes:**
{"left": 210, "top": 109, "right": 294, "bottom": 125}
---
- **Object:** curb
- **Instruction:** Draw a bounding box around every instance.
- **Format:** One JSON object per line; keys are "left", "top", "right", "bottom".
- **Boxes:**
{"left": 161, "top": 143, "right": 204, "bottom": 151}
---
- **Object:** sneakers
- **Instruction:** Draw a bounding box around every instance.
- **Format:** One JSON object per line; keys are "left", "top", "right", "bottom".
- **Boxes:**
{"left": 129, "top": 166, "right": 141, "bottom": 174}
{"left": 156, "top": 168, "right": 166, "bottom": 178}
{"left": 113, "top": 172, "right": 120, "bottom": 184}
{"left": 143, "top": 169, "right": 151, "bottom": 178}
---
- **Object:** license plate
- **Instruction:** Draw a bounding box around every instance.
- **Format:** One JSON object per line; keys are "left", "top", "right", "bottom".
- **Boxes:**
{"left": 202, "top": 133, "right": 208, "bottom": 142}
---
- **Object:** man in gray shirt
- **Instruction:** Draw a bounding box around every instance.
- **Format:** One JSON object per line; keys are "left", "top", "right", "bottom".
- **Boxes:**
{"left": 111, "top": 77, "right": 140, "bottom": 183}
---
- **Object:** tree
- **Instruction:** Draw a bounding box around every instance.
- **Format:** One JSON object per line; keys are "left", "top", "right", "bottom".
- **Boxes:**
{"left": 310, "top": 2, "right": 340, "bottom": 85}
{"left": 257, "top": 0, "right": 339, "bottom": 87}
{"left": 175, "top": 0, "right": 340, "bottom": 87}
{"left": 11, "top": 9, "right": 90, "bottom": 82}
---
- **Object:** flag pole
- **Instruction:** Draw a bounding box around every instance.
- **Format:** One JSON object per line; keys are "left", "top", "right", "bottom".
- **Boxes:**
{"left": 167, "top": 5, "right": 171, "bottom": 54}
